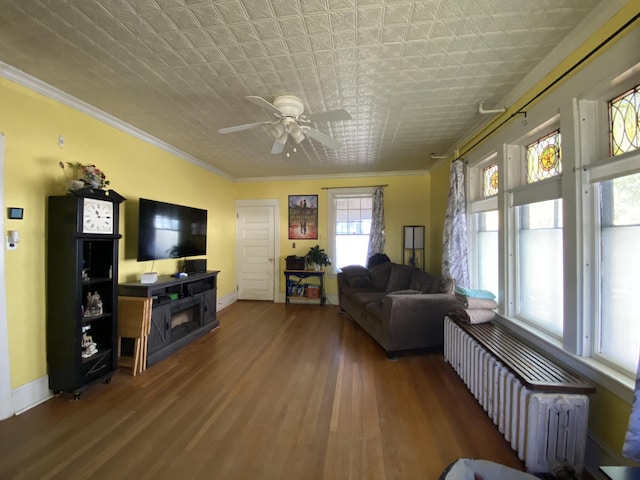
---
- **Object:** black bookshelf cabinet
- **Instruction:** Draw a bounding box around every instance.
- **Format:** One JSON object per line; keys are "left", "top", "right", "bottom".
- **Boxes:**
{"left": 46, "top": 189, "right": 125, "bottom": 399}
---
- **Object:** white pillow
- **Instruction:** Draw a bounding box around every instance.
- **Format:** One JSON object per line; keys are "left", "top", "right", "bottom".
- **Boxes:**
{"left": 442, "top": 459, "right": 539, "bottom": 480}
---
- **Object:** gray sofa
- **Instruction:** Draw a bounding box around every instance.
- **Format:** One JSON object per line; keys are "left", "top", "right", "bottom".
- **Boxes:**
{"left": 337, "top": 262, "right": 462, "bottom": 357}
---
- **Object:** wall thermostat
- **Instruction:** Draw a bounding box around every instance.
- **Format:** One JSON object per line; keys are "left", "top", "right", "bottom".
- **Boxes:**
{"left": 8, "top": 207, "right": 23, "bottom": 220}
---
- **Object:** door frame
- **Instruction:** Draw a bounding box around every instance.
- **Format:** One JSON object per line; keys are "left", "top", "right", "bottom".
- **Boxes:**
{"left": 0, "top": 133, "right": 13, "bottom": 419}
{"left": 235, "top": 199, "right": 280, "bottom": 302}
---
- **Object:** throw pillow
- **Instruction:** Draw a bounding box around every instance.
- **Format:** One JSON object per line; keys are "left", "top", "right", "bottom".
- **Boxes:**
{"left": 370, "top": 262, "right": 393, "bottom": 291}
{"left": 340, "top": 265, "right": 370, "bottom": 279}
{"left": 410, "top": 270, "right": 440, "bottom": 294}
{"left": 440, "top": 278, "right": 455, "bottom": 294}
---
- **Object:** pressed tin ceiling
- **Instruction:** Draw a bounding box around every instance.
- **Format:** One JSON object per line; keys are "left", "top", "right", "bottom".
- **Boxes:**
{"left": 0, "top": 0, "right": 607, "bottom": 180}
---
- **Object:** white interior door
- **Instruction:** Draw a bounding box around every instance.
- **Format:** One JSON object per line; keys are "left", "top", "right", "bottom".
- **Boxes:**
{"left": 236, "top": 201, "right": 278, "bottom": 301}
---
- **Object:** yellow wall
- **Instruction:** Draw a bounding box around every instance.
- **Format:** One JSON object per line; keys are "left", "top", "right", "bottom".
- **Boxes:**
{"left": 427, "top": 160, "right": 451, "bottom": 274}
{"left": 1, "top": 78, "right": 236, "bottom": 388}
{"left": 234, "top": 174, "right": 431, "bottom": 295}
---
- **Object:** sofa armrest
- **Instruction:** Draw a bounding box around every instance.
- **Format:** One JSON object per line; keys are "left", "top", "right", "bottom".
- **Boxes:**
{"left": 380, "top": 293, "right": 463, "bottom": 350}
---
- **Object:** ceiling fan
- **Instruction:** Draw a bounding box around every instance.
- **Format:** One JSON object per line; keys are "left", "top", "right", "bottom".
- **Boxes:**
{"left": 218, "top": 95, "right": 351, "bottom": 154}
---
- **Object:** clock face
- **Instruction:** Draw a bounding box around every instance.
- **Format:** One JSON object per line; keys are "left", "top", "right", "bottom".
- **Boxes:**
{"left": 82, "top": 198, "right": 114, "bottom": 234}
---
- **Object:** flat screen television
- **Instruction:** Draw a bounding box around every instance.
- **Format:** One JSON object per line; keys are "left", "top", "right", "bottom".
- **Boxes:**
{"left": 137, "top": 198, "right": 207, "bottom": 261}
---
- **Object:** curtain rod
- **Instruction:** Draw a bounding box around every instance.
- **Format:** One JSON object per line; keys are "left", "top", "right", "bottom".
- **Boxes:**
{"left": 321, "top": 184, "right": 388, "bottom": 190}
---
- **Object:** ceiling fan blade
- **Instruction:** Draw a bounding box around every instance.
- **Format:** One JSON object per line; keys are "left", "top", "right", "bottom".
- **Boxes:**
{"left": 246, "top": 96, "right": 282, "bottom": 117}
{"left": 305, "top": 108, "right": 351, "bottom": 123}
{"left": 305, "top": 128, "right": 341, "bottom": 150}
{"left": 218, "top": 121, "right": 270, "bottom": 134}
{"left": 271, "top": 132, "right": 288, "bottom": 154}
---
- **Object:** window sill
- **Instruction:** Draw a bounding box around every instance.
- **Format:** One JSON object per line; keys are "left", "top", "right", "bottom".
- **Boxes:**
{"left": 494, "top": 314, "right": 635, "bottom": 404}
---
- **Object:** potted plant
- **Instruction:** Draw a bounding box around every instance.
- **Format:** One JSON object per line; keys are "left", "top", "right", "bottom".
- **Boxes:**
{"left": 305, "top": 245, "right": 332, "bottom": 271}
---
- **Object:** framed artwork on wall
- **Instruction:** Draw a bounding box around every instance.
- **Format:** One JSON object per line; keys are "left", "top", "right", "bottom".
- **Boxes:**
{"left": 288, "top": 195, "right": 318, "bottom": 239}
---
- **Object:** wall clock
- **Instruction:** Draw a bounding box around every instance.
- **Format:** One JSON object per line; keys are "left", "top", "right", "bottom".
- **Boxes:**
{"left": 82, "top": 197, "right": 114, "bottom": 234}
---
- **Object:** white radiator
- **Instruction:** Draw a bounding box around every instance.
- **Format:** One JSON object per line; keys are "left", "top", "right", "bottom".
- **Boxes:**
{"left": 444, "top": 317, "right": 589, "bottom": 475}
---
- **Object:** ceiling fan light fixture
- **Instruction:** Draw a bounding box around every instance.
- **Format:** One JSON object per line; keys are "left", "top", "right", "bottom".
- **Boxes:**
{"left": 276, "top": 131, "right": 288, "bottom": 145}
{"left": 272, "top": 95, "right": 305, "bottom": 117}
{"left": 290, "top": 128, "right": 306, "bottom": 144}
{"left": 269, "top": 122, "right": 285, "bottom": 138}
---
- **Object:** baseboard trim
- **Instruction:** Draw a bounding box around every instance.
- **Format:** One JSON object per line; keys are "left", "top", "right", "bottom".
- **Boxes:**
{"left": 12, "top": 375, "right": 51, "bottom": 415}
{"left": 584, "top": 429, "right": 636, "bottom": 478}
{"left": 216, "top": 291, "right": 236, "bottom": 311}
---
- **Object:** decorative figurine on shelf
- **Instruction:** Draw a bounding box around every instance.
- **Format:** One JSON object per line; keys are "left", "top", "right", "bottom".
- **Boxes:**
{"left": 85, "top": 291, "right": 103, "bottom": 316}
{"left": 81, "top": 325, "right": 98, "bottom": 358}
{"left": 81, "top": 332, "right": 98, "bottom": 358}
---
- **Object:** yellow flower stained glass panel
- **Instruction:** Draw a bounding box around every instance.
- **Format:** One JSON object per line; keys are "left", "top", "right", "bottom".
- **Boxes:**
{"left": 526, "top": 130, "right": 562, "bottom": 184}
{"left": 482, "top": 163, "right": 498, "bottom": 197}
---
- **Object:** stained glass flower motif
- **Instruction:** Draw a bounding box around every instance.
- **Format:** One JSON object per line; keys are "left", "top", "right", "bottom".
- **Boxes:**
{"left": 526, "top": 130, "right": 562, "bottom": 183}
{"left": 482, "top": 163, "right": 498, "bottom": 197}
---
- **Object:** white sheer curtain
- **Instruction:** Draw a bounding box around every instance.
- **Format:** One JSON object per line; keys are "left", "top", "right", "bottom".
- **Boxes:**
{"left": 366, "top": 187, "right": 385, "bottom": 260}
{"left": 442, "top": 160, "right": 470, "bottom": 287}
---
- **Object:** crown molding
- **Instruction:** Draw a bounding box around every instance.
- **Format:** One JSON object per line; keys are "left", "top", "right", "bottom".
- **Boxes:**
{"left": 0, "top": 62, "right": 235, "bottom": 182}
{"left": 234, "top": 169, "right": 430, "bottom": 183}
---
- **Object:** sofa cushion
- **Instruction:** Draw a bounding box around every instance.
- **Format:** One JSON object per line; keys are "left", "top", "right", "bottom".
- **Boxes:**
{"left": 410, "top": 270, "right": 442, "bottom": 294}
{"left": 387, "top": 289, "right": 421, "bottom": 295}
{"left": 365, "top": 299, "right": 384, "bottom": 318}
{"left": 385, "top": 264, "right": 415, "bottom": 293}
{"left": 370, "top": 262, "right": 393, "bottom": 291}
{"left": 351, "top": 291, "right": 386, "bottom": 307}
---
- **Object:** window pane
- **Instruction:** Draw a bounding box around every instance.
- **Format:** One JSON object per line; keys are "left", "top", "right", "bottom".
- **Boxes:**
{"left": 336, "top": 235, "right": 369, "bottom": 269}
{"left": 598, "top": 172, "right": 640, "bottom": 372}
{"left": 334, "top": 194, "right": 373, "bottom": 267}
{"left": 526, "top": 130, "right": 562, "bottom": 183}
{"left": 476, "top": 210, "right": 499, "bottom": 299}
{"left": 482, "top": 163, "right": 499, "bottom": 197}
{"left": 347, "top": 198, "right": 361, "bottom": 209}
{"left": 610, "top": 84, "right": 640, "bottom": 156}
{"left": 517, "top": 199, "right": 563, "bottom": 335}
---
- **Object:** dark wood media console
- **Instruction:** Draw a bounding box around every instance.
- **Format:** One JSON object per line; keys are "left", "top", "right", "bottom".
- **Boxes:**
{"left": 118, "top": 271, "right": 219, "bottom": 366}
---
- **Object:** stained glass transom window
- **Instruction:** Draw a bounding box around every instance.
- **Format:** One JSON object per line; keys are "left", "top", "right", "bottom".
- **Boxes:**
{"left": 482, "top": 163, "right": 498, "bottom": 197}
{"left": 610, "top": 84, "right": 640, "bottom": 156}
{"left": 526, "top": 130, "right": 562, "bottom": 183}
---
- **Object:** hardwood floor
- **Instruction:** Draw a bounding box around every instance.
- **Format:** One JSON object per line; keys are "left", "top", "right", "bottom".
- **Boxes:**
{"left": 0, "top": 301, "right": 528, "bottom": 479}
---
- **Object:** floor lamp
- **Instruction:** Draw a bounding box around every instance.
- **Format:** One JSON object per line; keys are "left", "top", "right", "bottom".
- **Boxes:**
{"left": 402, "top": 225, "right": 425, "bottom": 270}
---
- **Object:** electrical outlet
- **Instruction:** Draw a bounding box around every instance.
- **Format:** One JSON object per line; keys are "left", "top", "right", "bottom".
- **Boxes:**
{"left": 58, "top": 134, "right": 64, "bottom": 148}
{"left": 292, "top": 242, "right": 296, "bottom": 248}
{"left": 6, "top": 236, "right": 17, "bottom": 250}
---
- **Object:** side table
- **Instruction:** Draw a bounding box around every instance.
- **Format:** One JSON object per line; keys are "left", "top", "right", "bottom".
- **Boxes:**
{"left": 284, "top": 270, "right": 325, "bottom": 305}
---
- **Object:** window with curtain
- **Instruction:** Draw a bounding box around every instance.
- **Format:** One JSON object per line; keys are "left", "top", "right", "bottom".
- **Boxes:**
{"left": 475, "top": 210, "right": 499, "bottom": 298}
{"left": 462, "top": 43, "right": 640, "bottom": 394}
{"left": 469, "top": 161, "right": 499, "bottom": 299}
{"left": 327, "top": 188, "right": 373, "bottom": 271}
